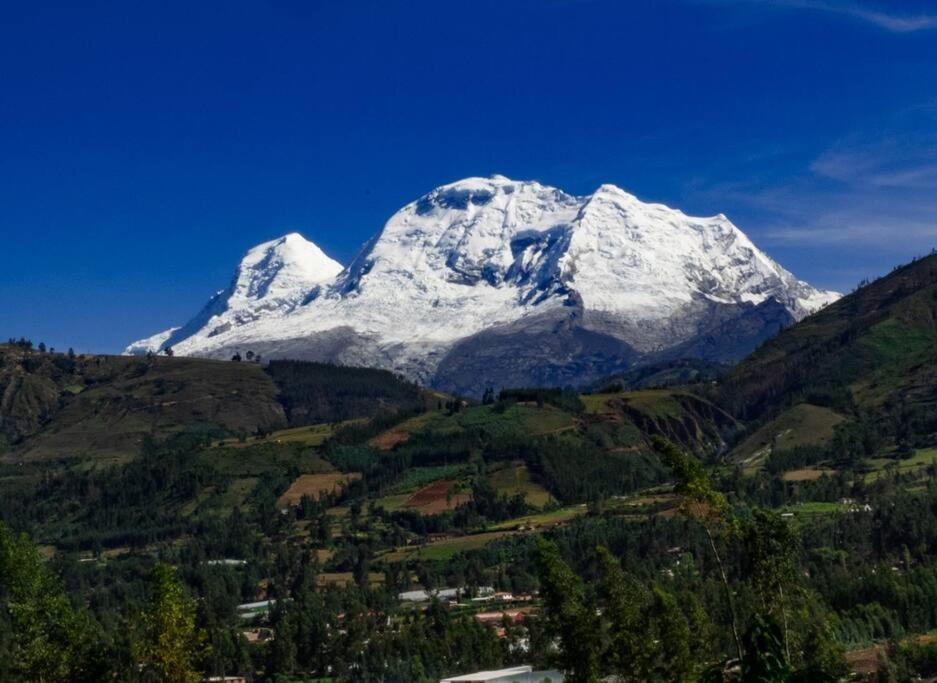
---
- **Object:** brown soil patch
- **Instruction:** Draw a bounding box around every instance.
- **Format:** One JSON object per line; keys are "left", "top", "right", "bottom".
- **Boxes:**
{"left": 370, "top": 428, "right": 410, "bottom": 450}
{"left": 406, "top": 479, "right": 456, "bottom": 505}
{"left": 277, "top": 473, "right": 361, "bottom": 506}
{"left": 846, "top": 645, "right": 881, "bottom": 675}
{"left": 782, "top": 467, "right": 838, "bottom": 482}
{"left": 404, "top": 479, "right": 471, "bottom": 514}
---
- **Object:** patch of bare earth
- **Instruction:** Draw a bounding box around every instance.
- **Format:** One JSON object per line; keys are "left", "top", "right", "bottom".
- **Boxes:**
{"left": 277, "top": 473, "right": 361, "bottom": 507}
{"left": 846, "top": 646, "right": 881, "bottom": 676}
{"left": 369, "top": 428, "right": 410, "bottom": 450}
{"left": 404, "top": 479, "right": 471, "bottom": 514}
{"left": 782, "top": 467, "right": 838, "bottom": 482}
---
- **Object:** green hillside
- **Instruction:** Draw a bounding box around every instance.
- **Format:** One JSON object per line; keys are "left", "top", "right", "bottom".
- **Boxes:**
{"left": 0, "top": 347, "right": 431, "bottom": 464}
{"left": 716, "top": 254, "right": 937, "bottom": 466}
{"left": 4, "top": 257, "right": 937, "bottom": 681}
{"left": 722, "top": 253, "right": 937, "bottom": 423}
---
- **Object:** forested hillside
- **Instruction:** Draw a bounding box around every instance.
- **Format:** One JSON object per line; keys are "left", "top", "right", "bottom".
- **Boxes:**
{"left": 0, "top": 346, "right": 431, "bottom": 463}
{"left": 722, "top": 253, "right": 937, "bottom": 428}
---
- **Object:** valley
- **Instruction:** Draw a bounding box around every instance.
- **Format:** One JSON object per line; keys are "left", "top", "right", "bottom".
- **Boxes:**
{"left": 3, "top": 254, "right": 937, "bottom": 681}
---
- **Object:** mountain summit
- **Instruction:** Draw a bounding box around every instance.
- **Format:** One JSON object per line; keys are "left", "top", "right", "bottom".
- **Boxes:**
{"left": 127, "top": 176, "right": 839, "bottom": 394}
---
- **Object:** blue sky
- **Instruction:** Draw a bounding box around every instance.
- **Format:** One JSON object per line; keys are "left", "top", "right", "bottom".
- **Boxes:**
{"left": 2, "top": 0, "right": 936, "bottom": 352}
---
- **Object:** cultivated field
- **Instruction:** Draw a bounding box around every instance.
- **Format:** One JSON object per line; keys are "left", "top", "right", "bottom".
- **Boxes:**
{"left": 277, "top": 472, "right": 362, "bottom": 506}
{"left": 402, "top": 479, "right": 471, "bottom": 514}
{"left": 486, "top": 462, "right": 554, "bottom": 507}
{"left": 731, "top": 403, "right": 846, "bottom": 470}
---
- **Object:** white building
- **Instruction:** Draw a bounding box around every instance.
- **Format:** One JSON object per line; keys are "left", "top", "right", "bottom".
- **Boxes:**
{"left": 398, "top": 586, "right": 494, "bottom": 602}
{"left": 440, "top": 665, "right": 564, "bottom": 683}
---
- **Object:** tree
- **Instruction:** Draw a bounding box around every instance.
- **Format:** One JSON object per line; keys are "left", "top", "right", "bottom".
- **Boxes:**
{"left": 596, "top": 546, "right": 698, "bottom": 682}
{"left": 246, "top": 350, "right": 254, "bottom": 361}
{"left": 596, "top": 546, "right": 647, "bottom": 680}
{"left": 0, "top": 522, "right": 104, "bottom": 682}
{"left": 741, "top": 508, "right": 798, "bottom": 661}
{"left": 653, "top": 436, "right": 744, "bottom": 662}
{"left": 134, "top": 564, "right": 206, "bottom": 683}
{"left": 231, "top": 352, "right": 242, "bottom": 362}
{"left": 164, "top": 346, "right": 174, "bottom": 357}
{"left": 648, "top": 586, "right": 693, "bottom": 681}
{"left": 37, "top": 342, "right": 46, "bottom": 353}
{"left": 535, "top": 538, "right": 601, "bottom": 683}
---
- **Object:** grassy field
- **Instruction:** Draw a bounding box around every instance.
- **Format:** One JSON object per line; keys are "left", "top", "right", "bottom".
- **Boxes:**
{"left": 381, "top": 504, "right": 589, "bottom": 561}
{"left": 581, "top": 393, "right": 616, "bottom": 414}
{"left": 380, "top": 531, "right": 515, "bottom": 562}
{"left": 864, "top": 448, "right": 937, "bottom": 482}
{"left": 369, "top": 411, "right": 439, "bottom": 449}
{"left": 182, "top": 476, "right": 260, "bottom": 517}
{"left": 198, "top": 441, "right": 335, "bottom": 477}
{"left": 5, "top": 355, "right": 286, "bottom": 463}
{"left": 401, "top": 480, "right": 472, "bottom": 514}
{"left": 488, "top": 505, "right": 587, "bottom": 531}
{"left": 781, "top": 501, "right": 848, "bottom": 515}
{"left": 731, "top": 404, "right": 847, "bottom": 470}
{"left": 581, "top": 390, "right": 684, "bottom": 417}
{"left": 486, "top": 462, "right": 554, "bottom": 507}
{"left": 373, "top": 494, "right": 410, "bottom": 511}
{"left": 215, "top": 422, "right": 338, "bottom": 449}
{"left": 424, "top": 403, "right": 577, "bottom": 439}
{"left": 617, "top": 390, "right": 687, "bottom": 418}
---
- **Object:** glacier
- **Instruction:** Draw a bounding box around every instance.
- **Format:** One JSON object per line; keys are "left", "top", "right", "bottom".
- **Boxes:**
{"left": 126, "top": 176, "right": 839, "bottom": 395}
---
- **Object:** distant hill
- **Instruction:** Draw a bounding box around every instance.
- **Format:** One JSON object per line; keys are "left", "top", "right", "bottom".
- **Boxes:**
{"left": 593, "top": 358, "right": 728, "bottom": 392}
{"left": 0, "top": 347, "right": 430, "bottom": 463}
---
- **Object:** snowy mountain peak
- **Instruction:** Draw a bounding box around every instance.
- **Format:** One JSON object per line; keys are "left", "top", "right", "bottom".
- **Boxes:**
{"left": 125, "top": 233, "right": 342, "bottom": 355}
{"left": 126, "top": 176, "right": 839, "bottom": 394}
{"left": 232, "top": 232, "right": 343, "bottom": 305}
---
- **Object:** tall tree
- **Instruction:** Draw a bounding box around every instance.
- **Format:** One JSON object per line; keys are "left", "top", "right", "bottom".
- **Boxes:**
{"left": 0, "top": 522, "right": 104, "bottom": 682}
{"left": 652, "top": 436, "right": 743, "bottom": 662}
{"left": 134, "top": 563, "right": 207, "bottom": 683}
{"left": 741, "top": 508, "right": 798, "bottom": 661}
{"left": 535, "top": 538, "right": 601, "bottom": 683}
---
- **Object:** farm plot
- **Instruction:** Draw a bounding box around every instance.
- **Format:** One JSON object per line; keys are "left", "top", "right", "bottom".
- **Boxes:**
{"left": 486, "top": 462, "right": 554, "bottom": 507}
{"left": 402, "top": 479, "right": 471, "bottom": 514}
{"left": 277, "top": 472, "right": 361, "bottom": 506}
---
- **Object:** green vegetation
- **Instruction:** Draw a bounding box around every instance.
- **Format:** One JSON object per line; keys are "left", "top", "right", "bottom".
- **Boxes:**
{"left": 488, "top": 506, "right": 586, "bottom": 531}
{"left": 732, "top": 404, "right": 847, "bottom": 470}
{"left": 265, "top": 359, "right": 429, "bottom": 425}
{"left": 134, "top": 564, "right": 206, "bottom": 683}
{"left": 2, "top": 253, "right": 937, "bottom": 680}
{"left": 485, "top": 462, "right": 554, "bottom": 507}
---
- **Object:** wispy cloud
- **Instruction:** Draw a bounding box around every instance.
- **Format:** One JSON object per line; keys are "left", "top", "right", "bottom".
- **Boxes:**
{"left": 711, "top": 0, "right": 937, "bottom": 32}
{"left": 764, "top": 218, "right": 937, "bottom": 246}
{"left": 811, "top": 106, "right": 937, "bottom": 189}
{"left": 686, "top": 107, "right": 937, "bottom": 252}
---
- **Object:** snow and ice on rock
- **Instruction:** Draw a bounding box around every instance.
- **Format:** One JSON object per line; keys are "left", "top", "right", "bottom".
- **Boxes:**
{"left": 126, "top": 176, "right": 839, "bottom": 391}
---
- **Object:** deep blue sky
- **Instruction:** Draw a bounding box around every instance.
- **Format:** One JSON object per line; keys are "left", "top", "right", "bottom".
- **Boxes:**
{"left": 3, "top": 0, "right": 937, "bottom": 352}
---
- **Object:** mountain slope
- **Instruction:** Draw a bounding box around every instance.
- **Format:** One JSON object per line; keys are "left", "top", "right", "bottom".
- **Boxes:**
{"left": 127, "top": 176, "right": 838, "bottom": 394}
{"left": 0, "top": 346, "right": 431, "bottom": 463}
{"left": 719, "top": 253, "right": 937, "bottom": 445}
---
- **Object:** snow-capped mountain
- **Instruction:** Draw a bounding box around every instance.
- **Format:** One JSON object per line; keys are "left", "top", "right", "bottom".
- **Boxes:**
{"left": 126, "top": 176, "right": 839, "bottom": 395}
{"left": 126, "top": 233, "right": 343, "bottom": 355}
